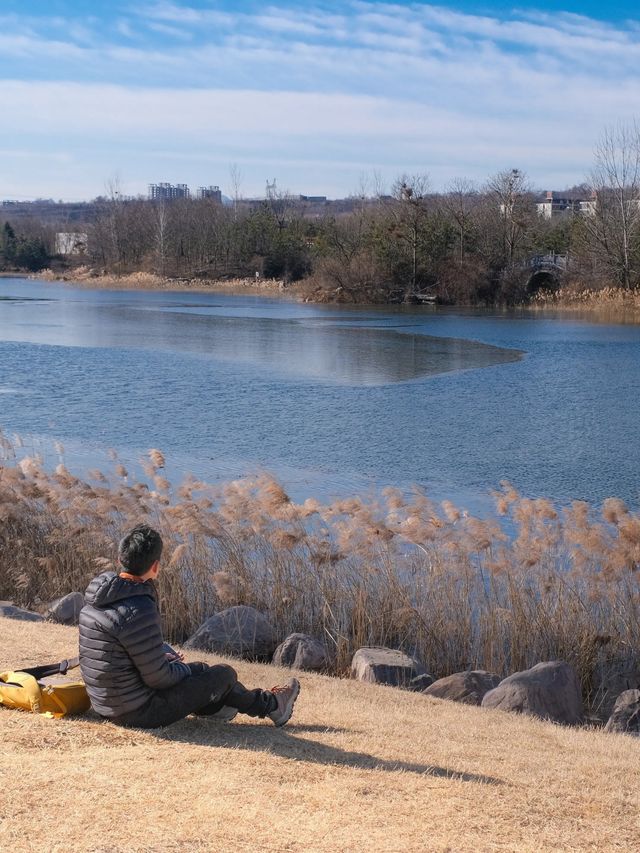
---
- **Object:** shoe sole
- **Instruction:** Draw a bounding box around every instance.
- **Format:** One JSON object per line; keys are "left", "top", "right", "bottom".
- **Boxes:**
{"left": 210, "top": 707, "right": 238, "bottom": 722}
{"left": 273, "top": 679, "right": 300, "bottom": 728}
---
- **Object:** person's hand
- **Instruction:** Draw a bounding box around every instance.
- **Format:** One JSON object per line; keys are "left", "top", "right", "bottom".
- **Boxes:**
{"left": 165, "top": 652, "right": 185, "bottom": 662}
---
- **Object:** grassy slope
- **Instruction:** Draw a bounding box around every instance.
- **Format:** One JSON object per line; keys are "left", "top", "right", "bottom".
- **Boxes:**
{"left": 1, "top": 618, "right": 639, "bottom": 853}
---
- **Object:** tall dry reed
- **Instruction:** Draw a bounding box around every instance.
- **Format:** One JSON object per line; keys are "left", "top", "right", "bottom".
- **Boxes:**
{"left": 531, "top": 284, "right": 640, "bottom": 315}
{"left": 0, "top": 431, "right": 638, "bottom": 718}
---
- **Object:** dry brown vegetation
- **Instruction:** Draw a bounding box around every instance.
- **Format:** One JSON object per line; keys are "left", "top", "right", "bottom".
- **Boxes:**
{"left": 35, "top": 267, "right": 292, "bottom": 297}
{"left": 531, "top": 285, "right": 640, "bottom": 318}
{"left": 1, "top": 433, "right": 639, "bottom": 721}
{"left": 1, "top": 618, "right": 639, "bottom": 853}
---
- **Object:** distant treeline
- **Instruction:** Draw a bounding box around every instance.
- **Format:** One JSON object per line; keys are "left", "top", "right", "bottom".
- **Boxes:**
{"left": 3, "top": 130, "right": 640, "bottom": 303}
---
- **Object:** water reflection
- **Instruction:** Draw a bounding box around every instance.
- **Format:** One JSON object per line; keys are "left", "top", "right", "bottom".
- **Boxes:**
{"left": 2, "top": 279, "right": 638, "bottom": 509}
{"left": 0, "top": 293, "right": 521, "bottom": 385}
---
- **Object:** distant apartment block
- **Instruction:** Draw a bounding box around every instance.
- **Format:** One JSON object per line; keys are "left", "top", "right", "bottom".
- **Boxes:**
{"left": 578, "top": 197, "right": 597, "bottom": 216}
{"left": 196, "top": 185, "right": 222, "bottom": 202}
{"left": 298, "top": 195, "right": 327, "bottom": 203}
{"left": 148, "top": 183, "right": 191, "bottom": 201}
{"left": 536, "top": 190, "right": 596, "bottom": 218}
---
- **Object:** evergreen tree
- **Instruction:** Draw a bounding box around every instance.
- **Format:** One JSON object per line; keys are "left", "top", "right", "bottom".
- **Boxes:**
{"left": 15, "top": 237, "right": 48, "bottom": 271}
{"left": 2, "top": 222, "right": 17, "bottom": 264}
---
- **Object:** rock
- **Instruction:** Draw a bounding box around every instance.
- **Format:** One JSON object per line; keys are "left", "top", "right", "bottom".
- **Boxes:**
{"left": 184, "top": 605, "right": 277, "bottom": 660}
{"left": 272, "top": 633, "right": 330, "bottom": 671}
{"left": 409, "top": 673, "right": 435, "bottom": 692}
{"left": 351, "top": 647, "right": 427, "bottom": 688}
{"left": 591, "top": 654, "right": 640, "bottom": 723}
{"left": 0, "top": 604, "right": 44, "bottom": 622}
{"left": 481, "top": 660, "right": 583, "bottom": 724}
{"left": 45, "top": 592, "right": 85, "bottom": 625}
{"left": 604, "top": 689, "right": 640, "bottom": 735}
{"left": 424, "top": 670, "right": 502, "bottom": 705}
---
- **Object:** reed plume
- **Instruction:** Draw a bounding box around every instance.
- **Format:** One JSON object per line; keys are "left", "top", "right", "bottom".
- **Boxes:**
{"left": 0, "top": 436, "right": 638, "bottom": 718}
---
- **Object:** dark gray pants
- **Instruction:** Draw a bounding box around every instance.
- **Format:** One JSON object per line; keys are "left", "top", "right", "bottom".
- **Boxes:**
{"left": 110, "top": 662, "right": 276, "bottom": 729}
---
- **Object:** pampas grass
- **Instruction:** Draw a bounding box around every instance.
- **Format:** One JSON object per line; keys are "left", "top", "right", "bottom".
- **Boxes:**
{"left": 0, "top": 431, "right": 638, "bottom": 717}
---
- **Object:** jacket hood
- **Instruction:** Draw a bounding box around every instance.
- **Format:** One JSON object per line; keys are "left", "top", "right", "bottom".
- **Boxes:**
{"left": 84, "top": 571, "right": 157, "bottom": 608}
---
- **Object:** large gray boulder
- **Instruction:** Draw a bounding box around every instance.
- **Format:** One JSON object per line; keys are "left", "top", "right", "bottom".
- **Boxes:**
{"left": 45, "top": 592, "right": 85, "bottom": 625}
{"left": 351, "top": 647, "right": 427, "bottom": 688}
{"left": 424, "top": 670, "right": 502, "bottom": 705}
{"left": 604, "top": 689, "right": 640, "bottom": 735}
{"left": 272, "top": 633, "right": 330, "bottom": 671}
{"left": 482, "top": 660, "right": 583, "bottom": 724}
{"left": 184, "top": 605, "right": 277, "bottom": 660}
{"left": 0, "top": 604, "right": 44, "bottom": 622}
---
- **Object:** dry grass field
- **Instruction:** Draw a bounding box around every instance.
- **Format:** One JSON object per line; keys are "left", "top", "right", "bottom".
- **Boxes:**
{"left": 1, "top": 618, "right": 639, "bottom": 853}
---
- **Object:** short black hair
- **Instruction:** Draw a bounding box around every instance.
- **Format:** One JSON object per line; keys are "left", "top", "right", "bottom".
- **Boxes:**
{"left": 118, "top": 524, "right": 163, "bottom": 576}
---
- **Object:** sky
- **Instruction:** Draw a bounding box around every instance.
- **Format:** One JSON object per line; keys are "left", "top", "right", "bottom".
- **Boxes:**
{"left": 2, "top": 1, "right": 640, "bottom": 200}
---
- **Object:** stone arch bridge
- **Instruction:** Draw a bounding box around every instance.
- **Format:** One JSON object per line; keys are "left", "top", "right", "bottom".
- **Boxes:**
{"left": 525, "top": 254, "right": 568, "bottom": 293}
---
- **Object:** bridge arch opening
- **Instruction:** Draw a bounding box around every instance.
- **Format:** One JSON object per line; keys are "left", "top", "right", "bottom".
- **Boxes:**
{"left": 527, "top": 270, "right": 559, "bottom": 295}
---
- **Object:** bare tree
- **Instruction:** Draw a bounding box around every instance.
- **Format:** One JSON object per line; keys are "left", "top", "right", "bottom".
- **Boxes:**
{"left": 105, "top": 177, "right": 126, "bottom": 271}
{"left": 485, "top": 168, "right": 533, "bottom": 268}
{"left": 154, "top": 200, "right": 169, "bottom": 276}
{"left": 353, "top": 169, "right": 386, "bottom": 201}
{"left": 583, "top": 122, "right": 640, "bottom": 288}
{"left": 443, "top": 178, "right": 479, "bottom": 264}
{"left": 313, "top": 198, "right": 386, "bottom": 301}
{"left": 388, "top": 173, "right": 431, "bottom": 300}
{"left": 265, "top": 179, "right": 296, "bottom": 231}
{"left": 228, "top": 162, "right": 244, "bottom": 221}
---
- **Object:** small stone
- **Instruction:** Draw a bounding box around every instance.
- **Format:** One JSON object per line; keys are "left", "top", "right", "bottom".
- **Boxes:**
{"left": 481, "top": 660, "right": 583, "bottom": 724}
{"left": 604, "top": 689, "right": 640, "bottom": 735}
{"left": 351, "top": 647, "right": 427, "bottom": 688}
{"left": 409, "top": 673, "right": 435, "bottom": 692}
{"left": 423, "top": 670, "right": 502, "bottom": 705}
{"left": 272, "top": 633, "right": 330, "bottom": 671}
{"left": 590, "top": 654, "right": 640, "bottom": 723}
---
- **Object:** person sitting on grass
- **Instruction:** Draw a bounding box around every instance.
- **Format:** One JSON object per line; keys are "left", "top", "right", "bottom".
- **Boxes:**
{"left": 79, "top": 523, "right": 299, "bottom": 729}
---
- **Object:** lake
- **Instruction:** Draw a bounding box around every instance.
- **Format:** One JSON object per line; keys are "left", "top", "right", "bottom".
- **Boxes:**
{"left": 1, "top": 278, "right": 639, "bottom": 512}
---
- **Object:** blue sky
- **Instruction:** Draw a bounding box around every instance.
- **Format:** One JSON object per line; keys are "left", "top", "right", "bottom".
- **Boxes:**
{"left": 2, "top": 1, "right": 640, "bottom": 200}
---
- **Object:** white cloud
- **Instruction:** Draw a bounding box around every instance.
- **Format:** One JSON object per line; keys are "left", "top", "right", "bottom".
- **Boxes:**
{"left": 147, "top": 21, "right": 194, "bottom": 40}
{"left": 0, "top": 77, "right": 635, "bottom": 196}
{"left": 0, "top": 33, "right": 91, "bottom": 61}
{"left": 253, "top": 13, "right": 327, "bottom": 36}
{"left": 2, "top": 3, "right": 640, "bottom": 197}
{"left": 142, "top": 2, "right": 235, "bottom": 27}
{"left": 115, "top": 19, "right": 136, "bottom": 39}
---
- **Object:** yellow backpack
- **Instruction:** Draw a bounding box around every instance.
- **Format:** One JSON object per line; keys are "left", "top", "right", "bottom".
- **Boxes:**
{"left": 0, "top": 656, "right": 90, "bottom": 719}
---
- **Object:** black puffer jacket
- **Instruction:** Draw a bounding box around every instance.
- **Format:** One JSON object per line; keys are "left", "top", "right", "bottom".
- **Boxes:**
{"left": 79, "top": 571, "right": 190, "bottom": 718}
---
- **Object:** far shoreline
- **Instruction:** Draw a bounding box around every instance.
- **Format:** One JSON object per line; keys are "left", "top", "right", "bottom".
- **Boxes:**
{"left": 5, "top": 268, "right": 640, "bottom": 323}
{"left": 28, "top": 268, "right": 307, "bottom": 301}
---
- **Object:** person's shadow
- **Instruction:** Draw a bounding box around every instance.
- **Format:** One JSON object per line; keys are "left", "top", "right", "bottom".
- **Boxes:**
{"left": 151, "top": 718, "right": 503, "bottom": 785}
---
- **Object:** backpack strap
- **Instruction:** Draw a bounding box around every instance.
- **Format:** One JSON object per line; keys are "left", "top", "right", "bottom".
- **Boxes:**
{"left": 40, "top": 685, "right": 70, "bottom": 717}
{"left": 22, "top": 656, "right": 81, "bottom": 681}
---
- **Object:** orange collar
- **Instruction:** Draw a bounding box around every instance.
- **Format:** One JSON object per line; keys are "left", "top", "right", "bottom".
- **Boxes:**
{"left": 118, "top": 571, "right": 146, "bottom": 583}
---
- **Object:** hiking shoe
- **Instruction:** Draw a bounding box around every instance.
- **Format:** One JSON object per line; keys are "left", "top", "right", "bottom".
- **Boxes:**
{"left": 268, "top": 678, "right": 300, "bottom": 727}
{"left": 210, "top": 705, "right": 238, "bottom": 722}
